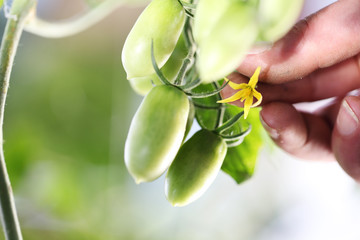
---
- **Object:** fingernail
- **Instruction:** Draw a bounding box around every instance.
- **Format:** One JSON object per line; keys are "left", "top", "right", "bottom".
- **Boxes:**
{"left": 336, "top": 100, "right": 359, "bottom": 136}
{"left": 260, "top": 114, "right": 280, "bottom": 140}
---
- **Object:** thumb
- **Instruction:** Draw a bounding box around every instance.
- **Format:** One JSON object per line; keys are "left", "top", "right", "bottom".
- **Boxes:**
{"left": 332, "top": 95, "right": 360, "bottom": 182}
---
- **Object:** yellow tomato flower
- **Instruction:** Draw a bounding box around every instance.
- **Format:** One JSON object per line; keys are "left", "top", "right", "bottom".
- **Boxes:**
{"left": 217, "top": 67, "right": 262, "bottom": 119}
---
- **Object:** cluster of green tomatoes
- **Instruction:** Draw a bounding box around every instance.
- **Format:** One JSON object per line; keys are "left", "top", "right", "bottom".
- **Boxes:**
{"left": 122, "top": 0, "right": 303, "bottom": 206}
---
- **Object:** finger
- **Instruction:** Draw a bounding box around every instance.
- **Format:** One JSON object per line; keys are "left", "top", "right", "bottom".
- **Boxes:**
{"left": 314, "top": 97, "right": 342, "bottom": 127}
{"left": 238, "top": 0, "right": 360, "bottom": 83}
{"left": 260, "top": 102, "right": 334, "bottom": 161}
{"left": 258, "top": 58, "right": 360, "bottom": 104}
{"left": 332, "top": 96, "right": 360, "bottom": 182}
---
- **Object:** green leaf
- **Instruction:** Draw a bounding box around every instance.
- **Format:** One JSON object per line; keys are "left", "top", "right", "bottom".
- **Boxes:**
{"left": 183, "top": 101, "right": 195, "bottom": 141}
{"left": 221, "top": 108, "right": 264, "bottom": 184}
{"left": 0, "top": 0, "right": 3, "bottom": 9}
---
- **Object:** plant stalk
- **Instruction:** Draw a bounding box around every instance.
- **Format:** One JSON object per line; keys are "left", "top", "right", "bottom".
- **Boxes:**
{"left": 0, "top": 1, "right": 36, "bottom": 239}
{"left": 24, "top": 0, "right": 126, "bottom": 38}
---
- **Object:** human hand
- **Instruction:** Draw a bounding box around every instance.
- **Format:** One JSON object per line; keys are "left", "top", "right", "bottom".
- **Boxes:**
{"left": 221, "top": 0, "right": 360, "bottom": 182}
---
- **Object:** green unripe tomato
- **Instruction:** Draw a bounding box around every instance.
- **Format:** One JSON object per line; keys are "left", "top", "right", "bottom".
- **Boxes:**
{"left": 128, "top": 34, "right": 188, "bottom": 96}
{"left": 193, "top": 0, "right": 230, "bottom": 45}
{"left": 122, "top": 0, "right": 186, "bottom": 79}
{"left": 165, "top": 129, "right": 227, "bottom": 207}
{"left": 129, "top": 76, "right": 162, "bottom": 96}
{"left": 125, "top": 85, "right": 190, "bottom": 183}
{"left": 195, "top": 2, "right": 258, "bottom": 83}
{"left": 258, "top": 0, "right": 304, "bottom": 42}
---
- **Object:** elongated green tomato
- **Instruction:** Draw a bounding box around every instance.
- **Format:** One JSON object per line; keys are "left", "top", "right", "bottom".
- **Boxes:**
{"left": 129, "top": 34, "right": 188, "bottom": 96}
{"left": 196, "top": 2, "right": 258, "bottom": 83}
{"left": 258, "top": 0, "right": 304, "bottom": 42}
{"left": 193, "top": 0, "right": 230, "bottom": 45}
{"left": 122, "top": 0, "right": 185, "bottom": 79}
{"left": 125, "top": 85, "right": 190, "bottom": 183}
{"left": 165, "top": 129, "right": 227, "bottom": 207}
{"left": 128, "top": 75, "right": 162, "bottom": 96}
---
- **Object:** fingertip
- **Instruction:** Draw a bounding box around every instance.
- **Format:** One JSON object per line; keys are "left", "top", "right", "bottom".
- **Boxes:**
{"left": 260, "top": 102, "right": 333, "bottom": 161}
{"left": 260, "top": 102, "right": 307, "bottom": 151}
{"left": 333, "top": 96, "right": 360, "bottom": 182}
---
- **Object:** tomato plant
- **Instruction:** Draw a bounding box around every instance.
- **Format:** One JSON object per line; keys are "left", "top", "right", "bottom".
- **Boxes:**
{"left": 121, "top": 0, "right": 303, "bottom": 206}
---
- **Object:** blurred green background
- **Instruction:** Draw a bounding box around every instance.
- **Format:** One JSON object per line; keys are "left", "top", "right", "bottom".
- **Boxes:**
{"left": 1, "top": 1, "right": 143, "bottom": 239}
{"left": 1, "top": 1, "right": 360, "bottom": 240}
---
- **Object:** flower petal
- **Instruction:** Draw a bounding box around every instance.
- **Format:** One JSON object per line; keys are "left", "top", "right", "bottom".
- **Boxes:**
{"left": 217, "top": 91, "right": 244, "bottom": 103}
{"left": 243, "top": 95, "right": 253, "bottom": 119}
{"left": 251, "top": 89, "right": 263, "bottom": 107}
{"left": 248, "top": 66, "right": 261, "bottom": 88}
{"left": 229, "top": 82, "right": 248, "bottom": 90}
{"left": 240, "top": 94, "right": 248, "bottom": 102}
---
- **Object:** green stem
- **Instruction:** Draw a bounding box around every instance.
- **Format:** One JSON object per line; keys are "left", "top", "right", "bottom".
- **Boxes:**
{"left": 0, "top": 1, "right": 36, "bottom": 239}
{"left": 214, "top": 111, "right": 244, "bottom": 134}
{"left": 174, "top": 14, "right": 195, "bottom": 86}
{"left": 213, "top": 81, "right": 225, "bottom": 128}
{"left": 185, "top": 80, "right": 228, "bottom": 98}
{"left": 24, "top": 0, "right": 126, "bottom": 38}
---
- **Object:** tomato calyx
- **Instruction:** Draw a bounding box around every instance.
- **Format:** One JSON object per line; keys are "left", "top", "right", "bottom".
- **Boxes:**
{"left": 208, "top": 109, "right": 251, "bottom": 147}
{"left": 190, "top": 80, "right": 252, "bottom": 148}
